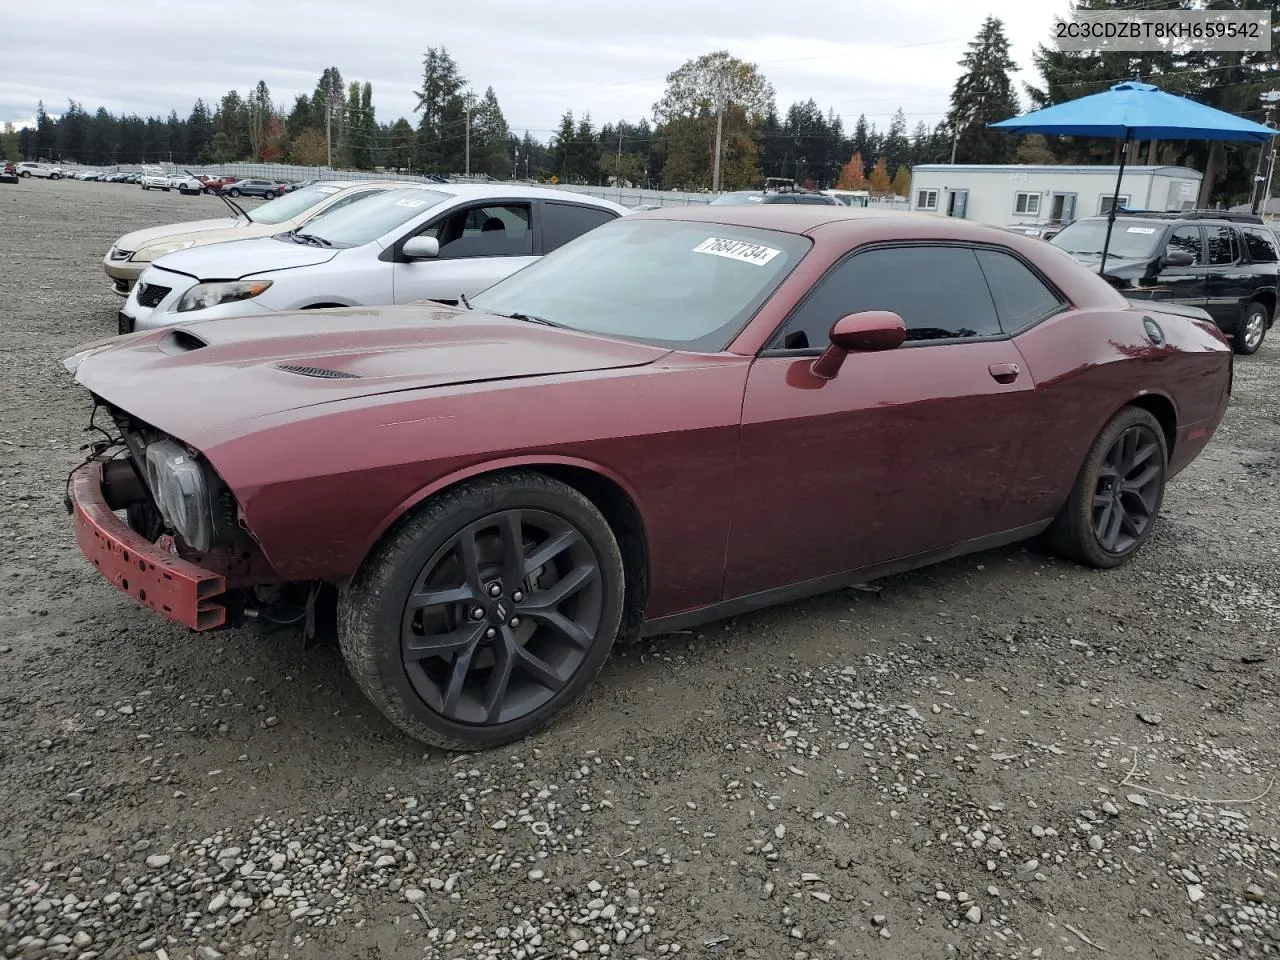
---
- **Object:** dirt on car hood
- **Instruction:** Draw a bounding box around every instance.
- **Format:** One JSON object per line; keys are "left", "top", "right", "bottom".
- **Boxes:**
{"left": 113, "top": 217, "right": 250, "bottom": 253}
{"left": 67, "top": 304, "right": 672, "bottom": 446}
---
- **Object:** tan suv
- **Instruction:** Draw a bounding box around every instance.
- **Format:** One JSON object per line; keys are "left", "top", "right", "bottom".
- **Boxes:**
{"left": 102, "top": 180, "right": 423, "bottom": 295}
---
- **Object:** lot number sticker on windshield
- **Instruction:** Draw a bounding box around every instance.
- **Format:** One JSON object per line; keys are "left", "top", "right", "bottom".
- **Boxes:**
{"left": 692, "top": 237, "right": 782, "bottom": 266}
{"left": 393, "top": 198, "right": 430, "bottom": 208}
{"left": 1126, "top": 226, "right": 1156, "bottom": 234}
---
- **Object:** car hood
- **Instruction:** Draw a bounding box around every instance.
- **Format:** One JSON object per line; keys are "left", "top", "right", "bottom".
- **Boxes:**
{"left": 114, "top": 217, "right": 246, "bottom": 252}
{"left": 151, "top": 235, "right": 340, "bottom": 280}
{"left": 66, "top": 305, "right": 673, "bottom": 447}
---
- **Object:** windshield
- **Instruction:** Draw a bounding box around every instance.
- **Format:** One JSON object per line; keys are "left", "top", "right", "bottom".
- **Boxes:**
{"left": 293, "top": 188, "right": 451, "bottom": 246}
{"left": 1050, "top": 219, "right": 1164, "bottom": 260}
{"left": 249, "top": 184, "right": 370, "bottom": 225}
{"left": 468, "top": 218, "right": 811, "bottom": 351}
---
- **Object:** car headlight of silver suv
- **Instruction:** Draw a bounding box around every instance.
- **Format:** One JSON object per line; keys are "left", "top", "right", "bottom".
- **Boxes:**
{"left": 175, "top": 279, "right": 273, "bottom": 313}
{"left": 143, "top": 439, "right": 218, "bottom": 551}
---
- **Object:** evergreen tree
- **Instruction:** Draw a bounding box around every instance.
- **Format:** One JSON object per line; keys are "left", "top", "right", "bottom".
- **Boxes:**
{"left": 471, "top": 86, "right": 510, "bottom": 178}
{"left": 414, "top": 47, "right": 467, "bottom": 173}
{"left": 386, "top": 117, "right": 416, "bottom": 171}
{"left": 947, "top": 15, "right": 1020, "bottom": 164}
{"left": 882, "top": 108, "right": 910, "bottom": 179}
{"left": 186, "top": 99, "right": 213, "bottom": 163}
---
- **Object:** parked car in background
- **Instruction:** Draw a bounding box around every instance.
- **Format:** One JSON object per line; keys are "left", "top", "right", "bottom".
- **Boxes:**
{"left": 120, "top": 184, "right": 629, "bottom": 332}
{"left": 0, "top": 163, "right": 17, "bottom": 185}
{"left": 103, "top": 180, "right": 415, "bottom": 295}
{"left": 197, "top": 175, "right": 238, "bottom": 194}
{"left": 75, "top": 169, "right": 104, "bottom": 181}
{"left": 709, "top": 190, "right": 841, "bottom": 205}
{"left": 1003, "top": 222, "right": 1063, "bottom": 240}
{"left": 63, "top": 205, "right": 1232, "bottom": 748}
{"left": 140, "top": 165, "right": 174, "bottom": 190}
{"left": 1050, "top": 209, "right": 1278, "bottom": 354}
{"left": 15, "top": 162, "right": 63, "bottom": 179}
{"left": 169, "top": 174, "right": 203, "bottom": 195}
{"left": 220, "top": 178, "right": 284, "bottom": 199}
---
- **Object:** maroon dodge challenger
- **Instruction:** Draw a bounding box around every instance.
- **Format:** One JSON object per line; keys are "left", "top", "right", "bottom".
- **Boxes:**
{"left": 62, "top": 205, "right": 1233, "bottom": 749}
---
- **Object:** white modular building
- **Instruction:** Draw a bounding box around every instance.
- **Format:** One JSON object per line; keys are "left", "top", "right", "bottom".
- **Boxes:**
{"left": 907, "top": 164, "right": 1203, "bottom": 226}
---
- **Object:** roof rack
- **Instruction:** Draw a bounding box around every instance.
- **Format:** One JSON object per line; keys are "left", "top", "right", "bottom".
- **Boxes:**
{"left": 1113, "top": 208, "right": 1263, "bottom": 224}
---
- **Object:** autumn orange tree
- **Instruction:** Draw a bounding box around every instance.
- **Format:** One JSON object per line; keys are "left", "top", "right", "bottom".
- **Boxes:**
{"left": 836, "top": 151, "right": 866, "bottom": 190}
{"left": 868, "top": 157, "right": 891, "bottom": 195}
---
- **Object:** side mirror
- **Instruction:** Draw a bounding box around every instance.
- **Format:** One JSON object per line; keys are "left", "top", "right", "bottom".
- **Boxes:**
{"left": 1161, "top": 249, "right": 1195, "bottom": 268}
{"left": 402, "top": 236, "right": 440, "bottom": 260}
{"left": 811, "top": 311, "right": 907, "bottom": 380}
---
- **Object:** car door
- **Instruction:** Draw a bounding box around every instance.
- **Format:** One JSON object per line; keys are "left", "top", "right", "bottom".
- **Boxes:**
{"left": 723, "top": 243, "right": 1039, "bottom": 600}
{"left": 1147, "top": 224, "right": 1209, "bottom": 310}
{"left": 391, "top": 201, "right": 539, "bottom": 305}
{"left": 1204, "top": 224, "right": 1251, "bottom": 325}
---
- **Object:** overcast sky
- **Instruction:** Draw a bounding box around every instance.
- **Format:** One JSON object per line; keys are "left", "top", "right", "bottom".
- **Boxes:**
{"left": 3, "top": 0, "right": 1073, "bottom": 138}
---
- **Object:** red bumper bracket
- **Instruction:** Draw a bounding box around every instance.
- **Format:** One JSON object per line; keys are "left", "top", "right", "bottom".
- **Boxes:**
{"left": 71, "top": 461, "right": 228, "bottom": 630}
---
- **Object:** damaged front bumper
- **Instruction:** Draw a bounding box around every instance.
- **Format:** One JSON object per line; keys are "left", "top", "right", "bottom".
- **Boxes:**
{"left": 68, "top": 460, "right": 228, "bottom": 630}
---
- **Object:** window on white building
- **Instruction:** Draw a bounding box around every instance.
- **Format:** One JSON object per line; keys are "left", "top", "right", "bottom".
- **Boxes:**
{"left": 915, "top": 189, "right": 938, "bottom": 211}
{"left": 1014, "top": 192, "right": 1041, "bottom": 215}
{"left": 1098, "top": 194, "right": 1131, "bottom": 215}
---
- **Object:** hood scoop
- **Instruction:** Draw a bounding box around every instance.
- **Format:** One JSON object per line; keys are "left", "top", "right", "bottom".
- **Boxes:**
{"left": 275, "top": 363, "right": 361, "bottom": 379}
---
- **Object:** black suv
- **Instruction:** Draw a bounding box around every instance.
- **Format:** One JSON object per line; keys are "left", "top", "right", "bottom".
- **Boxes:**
{"left": 1050, "top": 210, "right": 1279, "bottom": 355}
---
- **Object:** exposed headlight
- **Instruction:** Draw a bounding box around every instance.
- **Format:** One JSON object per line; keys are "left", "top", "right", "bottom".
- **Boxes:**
{"left": 131, "top": 240, "right": 196, "bottom": 263}
{"left": 143, "top": 439, "right": 218, "bottom": 551}
{"left": 176, "top": 280, "right": 273, "bottom": 313}
{"left": 109, "top": 246, "right": 133, "bottom": 261}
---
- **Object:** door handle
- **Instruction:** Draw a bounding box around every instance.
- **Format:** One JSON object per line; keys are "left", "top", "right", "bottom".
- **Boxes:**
{"left": 988, "top": 362, "right": 1020, "bottom": 384}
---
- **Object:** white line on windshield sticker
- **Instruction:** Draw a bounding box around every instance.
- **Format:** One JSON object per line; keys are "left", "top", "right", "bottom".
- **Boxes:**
{"left": 393, "top": 198, "right": 429, "bottom": 208}
{"left": 1126, "top": 226, "right": 1156, "bottom": 234}
{"left": 692, "top": 237, "right": 781, "bottom": 266}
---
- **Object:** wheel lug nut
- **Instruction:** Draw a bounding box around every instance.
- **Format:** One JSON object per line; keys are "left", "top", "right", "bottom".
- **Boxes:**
{"left": 509, "top": 617, "right": 521, "bottom": 628}
{"left": 488, "top": 583, "right": 502, "bottom": 597}
{"left": 512, "top": 590, "right": 524, "bottom": 603}
{"left": 470, "top": 606, "right": 485, "bottom": 620}
{"left": 485, "top": 627, "right": 497, "bottom": 638}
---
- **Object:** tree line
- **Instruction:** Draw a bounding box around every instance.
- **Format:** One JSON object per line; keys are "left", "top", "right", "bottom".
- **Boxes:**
{"left": 3, "top": 1, "right": 1275, "bottom": 202}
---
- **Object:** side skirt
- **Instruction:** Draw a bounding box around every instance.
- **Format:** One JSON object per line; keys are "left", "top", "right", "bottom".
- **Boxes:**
{"left": 639, "top": 520, "right": 1053, "bottom": 638}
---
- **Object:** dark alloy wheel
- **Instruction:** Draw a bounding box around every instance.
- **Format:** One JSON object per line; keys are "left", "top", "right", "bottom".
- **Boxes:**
{"left": 1235, "top": 302, "right": 1269, "bottom": 356}
{"left": 338, "top": 471, "right": 625, "bottom": 749}
{"left": 1047, "top": 406, "right": 1168, "bottom": 569}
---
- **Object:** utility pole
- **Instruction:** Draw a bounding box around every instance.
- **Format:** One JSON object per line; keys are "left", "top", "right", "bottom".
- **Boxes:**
{"left": 711, "top": 87, "right": 727, "bottom": 194}
{"left": 1251, "top": 90, "right": 1280, "bottom": 215}
{"left": 464, "top": 90, "right": 475, "bottom": 177}
{"left": 615, "top": 129, "right": 623, "bottom": 185}
{"left": 325, "top": 93, "right": 334, "bottom": 169}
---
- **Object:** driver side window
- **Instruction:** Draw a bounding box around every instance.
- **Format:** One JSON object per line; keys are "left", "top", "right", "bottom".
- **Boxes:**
{"left": 419, "top": 203, "right": 534, "bottom": 259}
{"left": 1165, "top": 226, "right": 1204, "bottom": 265}
{"left": 770, "top": 245, "right": 1002, "bottom": 350}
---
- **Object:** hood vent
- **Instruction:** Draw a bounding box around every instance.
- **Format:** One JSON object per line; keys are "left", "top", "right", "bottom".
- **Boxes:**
{"left": 275, "top": 363, "right": 361, "bottom": 379}
{"left": 158, "top": 329, "right": 209, "bottom": 354}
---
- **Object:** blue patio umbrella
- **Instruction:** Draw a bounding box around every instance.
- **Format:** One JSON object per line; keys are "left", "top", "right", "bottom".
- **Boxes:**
{"left": 990, "top": 81, "right": 1278, "bottom": 273}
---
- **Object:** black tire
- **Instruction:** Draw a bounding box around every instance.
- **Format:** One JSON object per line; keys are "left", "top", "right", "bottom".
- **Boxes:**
{"left": 338, "top": 471, "right": 625, "bottom": 750}
{"left": 1234, "top": 301, "right": 1269, "bottom": 356}
{"left": 228, "top": 188, "right": 240, "bottom": 197}
{"left": 50, "top": 173, "right": 60, "bottom": 180}
{"left": 20, "top": 171, "right": 30, "bottom": 178}
{"left": 1046, "top": 406, "right": 1168, "bottom": 569}
{"left": 264, "top": 190, "right": 275, "bottom": 200}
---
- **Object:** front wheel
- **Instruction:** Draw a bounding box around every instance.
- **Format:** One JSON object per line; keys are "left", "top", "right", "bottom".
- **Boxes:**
{"left": 338, "top": 471, "right": 625, "bottom": 750}
{"left": 1046, "top": 406, "right": 1168, "bottom": 569}
{"left": 228, "top": 188, "right": 240, "bottom": 197}
{"left": 1234, "top": 301, "right": 1269, "bottom": 356}
{"left": 50, "top": 173, "right": 60, "bottom": 180}
{"left": 20, "top": 171, "right": 30, "bottom": 178}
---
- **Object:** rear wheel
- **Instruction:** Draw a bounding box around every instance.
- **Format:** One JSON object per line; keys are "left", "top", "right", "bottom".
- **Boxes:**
{"left": 1234, "top": 301, "right": 1269, "bottom": 356}
{"left": 338, "top": 471, "right": 625, "bottom": 750}
{"left": 20, "top": 171, "right": 29, "bottom": 178}
{"left": 228, "top": 188, "right": 240, "bottom": 197}
{"left": 264, "top": 190, "right": 276, "bottom": 199}
{"left": 1046, "top": 406, "right": 1168, "bottom": 569}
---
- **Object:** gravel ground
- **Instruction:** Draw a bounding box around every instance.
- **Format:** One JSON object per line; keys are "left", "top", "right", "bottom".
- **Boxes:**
{"left": 2, "top": 178, "right": 1280, "bottom": 960}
